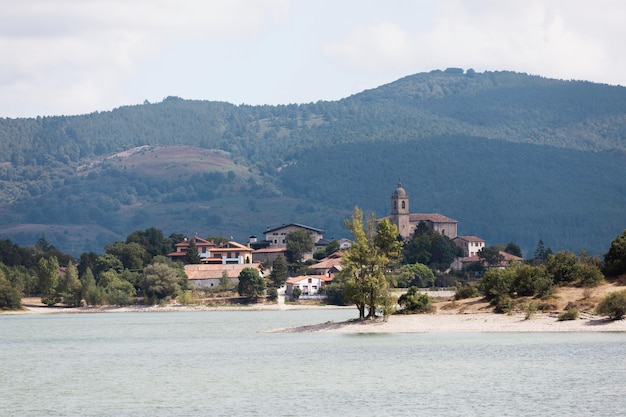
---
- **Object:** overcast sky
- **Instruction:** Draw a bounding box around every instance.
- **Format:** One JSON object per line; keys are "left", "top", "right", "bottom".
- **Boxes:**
{"left": 1, "top": 0, "right": 625, "bottom": 118}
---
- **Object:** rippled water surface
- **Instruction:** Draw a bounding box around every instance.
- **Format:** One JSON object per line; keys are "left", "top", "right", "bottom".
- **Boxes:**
{"left": 2, "top": 310, "right": 625, "bottom": 416}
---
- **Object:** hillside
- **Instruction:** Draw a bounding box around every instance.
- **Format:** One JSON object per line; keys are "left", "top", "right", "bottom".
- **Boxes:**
{"left": 0, "top": 69, "right": 625, "bottom": 256}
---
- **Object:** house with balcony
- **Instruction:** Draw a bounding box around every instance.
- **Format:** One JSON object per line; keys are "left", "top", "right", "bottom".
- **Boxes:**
{"left": 168, "top": 237, "right": 253, "bottom": 264}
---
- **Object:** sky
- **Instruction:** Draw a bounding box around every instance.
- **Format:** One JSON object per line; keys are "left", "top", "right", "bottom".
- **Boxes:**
{"left": 1, "top": 0, "right": 625, "bottom": 118}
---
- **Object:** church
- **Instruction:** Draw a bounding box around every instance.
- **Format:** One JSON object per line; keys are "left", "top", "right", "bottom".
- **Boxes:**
{"left": 383, "top": 181, "right": 458, "bottom": 240}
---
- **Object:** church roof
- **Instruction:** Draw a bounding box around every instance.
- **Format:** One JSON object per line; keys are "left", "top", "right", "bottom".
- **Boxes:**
{"left": 392, "top": 181, "right": 407, "bottom": 198}
{"left": 409, "top": 213, "right": 457, "bottom": 224}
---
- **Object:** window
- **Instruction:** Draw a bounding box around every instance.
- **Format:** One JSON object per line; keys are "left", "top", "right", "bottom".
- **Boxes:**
{"left": 308, "top": 278, "right": 312, "bottom": 283}
{"left": 394, "top": 201, "right": 397, "bottom": 210}
{"left": 401, "top": 201, "right": 405, "bottom": 209}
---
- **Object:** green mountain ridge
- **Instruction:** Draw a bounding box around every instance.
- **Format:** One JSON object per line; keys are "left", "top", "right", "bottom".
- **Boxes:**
{"left": 0, "top": 69, "right": 625, "bottom": 256}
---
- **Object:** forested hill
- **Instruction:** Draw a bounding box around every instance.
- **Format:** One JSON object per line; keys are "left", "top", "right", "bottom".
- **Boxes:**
{"left": 0, "top": 68, "right": 625, "bottom": 256}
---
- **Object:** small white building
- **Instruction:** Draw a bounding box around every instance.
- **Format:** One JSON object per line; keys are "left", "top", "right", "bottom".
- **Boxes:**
{"left": 285, "top": 275, "right": 333, "bottom": 298}
{"left": 453, "top": 236, "right": 485, "bottom": 257}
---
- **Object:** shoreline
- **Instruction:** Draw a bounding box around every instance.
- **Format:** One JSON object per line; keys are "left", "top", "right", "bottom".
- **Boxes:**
{"left": 6, "top": 302, "right": 625, "bottom": 333}
{"left": 268, "top": 312, "right": 626, "bottom": 333}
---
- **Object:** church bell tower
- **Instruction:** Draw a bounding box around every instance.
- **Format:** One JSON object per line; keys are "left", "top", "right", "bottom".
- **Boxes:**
{"left": 390, "top": 181, "right": 411, "bottom": 239}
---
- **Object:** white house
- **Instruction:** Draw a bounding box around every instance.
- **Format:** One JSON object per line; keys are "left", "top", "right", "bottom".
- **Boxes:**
{"left": 285, "top": 275, "right": 333, "bottom": 298}
{"left": 453, "top": 236, "right": 485, "bottom": 257}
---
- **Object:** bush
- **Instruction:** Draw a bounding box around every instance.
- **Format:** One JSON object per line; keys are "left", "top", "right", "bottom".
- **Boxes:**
{"left": 266, "top": 287, "right": 278, "bottom": 302}
{"left": 595, "top": 290, "right": 626, "bottom": 320}
{"left": 454, "top": 284, "right": 478, "bottom": 300}
{"left": 494, "top": 296, "right": 514, "bottom": 314}
{"left": 177, "top": 290, "right": 198, "bottom": 305}
{"left": 397, "top": 286, "right": 435, "bottom": 314}
{"left": 558, "top": 308, "right": 579, "bottom": 321}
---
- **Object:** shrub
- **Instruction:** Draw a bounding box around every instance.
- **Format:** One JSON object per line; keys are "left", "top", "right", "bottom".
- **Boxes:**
{"left": 558, "top": 308, "right": 579, "bottom": 321}
{"left": 266, "top": 287, "right": 278, "bottom": 302}
{"left": 525, "top": 301, "right": 538, "bottom": 320}
{"left": 479, "top": 268, "right": 514, "bottom": 304}
{"left": 177, "top": 290, "right": 198, "bottom": 305}
{"left": 454, "top": 284, "right": 479, "bottom": 300}
{"left": 397, "top": 286, "right": 435, "bottom": 314}
{"left": 494, "top": 296, "right": 514, "bottom": 314}
{"left": 595, "top": 290, "right": 626, "bottom": 320}
{"left": 575, "top": 263, "right": 604, "bottom": 288}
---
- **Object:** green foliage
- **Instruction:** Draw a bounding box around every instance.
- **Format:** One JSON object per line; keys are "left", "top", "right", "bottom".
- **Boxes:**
{"left": 266, "top": 287, "right": 278, "bottom": 302}
{"left": 2, "top": 71, "right": 626, "bottom": 257}
{"left": 513, "top": 263, "right": 553, "bottom": 297}
{"left": 38, "top": 256, "right": 60, "bottom": 306}
{"left": 141, "top": 263, "right": 180, "bottom": 302}
{"left": 454, "top": 283, "right": 479, "bottom": 300}
{"left": 291, "top": 286, "right": 301, "bottom": 300}
{"left": 403, "top": 222, "right": 460, "bottom": 271}
{"left": 285, "top": 229, "right": 314, "bottom": 263}
{"left": 604, "top": 229, "right": 626, "bottom": 278}
{"left": 479, "top": 268, "right": 515, "bottom": 304}
{"left": 546, "top": 251, "right": 604, "bottom": 287}
{"left": 237, "top": 267, "right": 266, "bottom": 300}
{"left": 595, "top": 290, "right": 626, "bottom": 320}
{"left": 397, "top": 287, "right": 435, "bottom": 314}
{"left": 0, "top": 268, "right": 22, "bottom": 310}
{"left": 558, "top": 308, "right": 579, "bottom": 321}
{"left": 504, "top": 242, "right": 522, "bottom": 258}
{"left": 269, "top": 254, "right": 289, "bottom": 288}
{"left": 342, "top": 208, "right": 403, "bottom": 319}
{"left": 478, "top": 246, "right": 505, "bottom": 267}
{"left": 397, "top": 263, "right": 435, "bottom": 288}
{"left": 58, "top": 263, "right": 83, "bottom": 307}
{"left": 177, "top": 290, "right": 198, "bottom": 305}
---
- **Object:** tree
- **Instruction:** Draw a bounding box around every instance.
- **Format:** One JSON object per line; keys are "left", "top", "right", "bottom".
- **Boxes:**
{"left": 341, "top": 207, "right": 402, "bottom": 320}
{"left": 0, "top": 268, "right": 21, "bottom": 309}
{"left": 237, "top": 267, "right": 266, "bottom": 300}
{"left": 184, "top": 239, "right": 201, "bottom": 264}
{"left": 604, "top": 229, "right": 626, "bottom": 278}
{"left": 286, "top": 229, "right": 314, "bottom": 263}
{"left": 38, "top": 256, "right": 60, "bottom": 306}
{"left": 269, "top": 254, "right": 289, "bottom": 288}
{"left": 397, "top": 263, "right": 435, "bottom": 288}
{"left": 397, "top": 287, "right": 435, "bottom": 314}
{"left": 478, "top": 246, "right": 505, "bottom": 268}
{"left": 58, "top": 263, "right": 82, "bottom": 307}
{"left": 105, "top": 241, "right": 148, "bottom": 270}
{"left": 595, "top": 290, "right": 626, "bottom": 320}
{"left": 533, "top": 239, "right": 552, "bottom": 264}
{"left": 504, "top": 242, "right": 522, "bottom": 258}
{"left": 141, "top": 263, "right": 180, "bottom": 302}
{"left": 403, "top": 221, "right": 459, "bottom": 270}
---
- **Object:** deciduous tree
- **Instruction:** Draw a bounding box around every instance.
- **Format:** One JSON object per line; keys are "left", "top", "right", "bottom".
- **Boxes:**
{"left": 341, "top": 207, "right": 402, "bottom": 320}
{"left": 237, "top": 267, "right": 266, "bottom": 300}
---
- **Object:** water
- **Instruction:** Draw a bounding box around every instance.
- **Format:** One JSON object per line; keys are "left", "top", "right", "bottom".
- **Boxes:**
{"left": 2, "top": 310, "right": 625, "bottom": 416}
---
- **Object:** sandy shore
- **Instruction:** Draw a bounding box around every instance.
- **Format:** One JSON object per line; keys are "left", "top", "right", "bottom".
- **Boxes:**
{"left": 270, "top": 312, "right": 626, "bottom": 333}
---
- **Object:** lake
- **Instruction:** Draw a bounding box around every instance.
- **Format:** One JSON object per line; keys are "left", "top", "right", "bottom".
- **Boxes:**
{"left": 1, "top": 309, "right": 625, "bottom": 416}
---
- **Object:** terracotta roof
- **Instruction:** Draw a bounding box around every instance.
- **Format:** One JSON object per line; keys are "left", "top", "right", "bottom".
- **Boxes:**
{"left": 462, "top": 251, "right": 523, "bottom": 266}
{"left": 253, "top": 247, "right": 288, "bottom": 254}
{"left": 408, "top": 213, "right": 458, "bottom": 223}
{"left": 310, "top": 256, "right": 343, "bottom": 270}
{"left": 265, "top": 223, "right": 324, "bottom": 234}
{"left": 454, "top": 236, "right": 485, "bottom": 243}
{"left": 286, "top": 275, "right": 334, "bottom": 285}
{"left": 184, "top": 263, "right": 263, "bottom": 280}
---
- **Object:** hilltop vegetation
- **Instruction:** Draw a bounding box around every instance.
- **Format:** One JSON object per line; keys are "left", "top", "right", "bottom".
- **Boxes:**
{"left": 0, "top": 69, "right": 625, "bottom": 255}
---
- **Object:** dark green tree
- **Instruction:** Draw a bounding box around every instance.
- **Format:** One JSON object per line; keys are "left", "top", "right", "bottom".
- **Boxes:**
{"left": 184, "top": 239, "right": 201, "bottom": 264}
{"left": 286, "top": 229, "right": 314, "bottom": 263}
{"left": 478, "top": 246, "right": 505, "bottom": 268}
{"left": 269, "top": 254, "right": 289, "bottom": 288}
{"left": 38, "top": 256, "right": 60, "bottom": 306}
{"left": 504, "top": 242, "right": 523, "bottom": 258}
{"left": 397, "top": 263, "right": 435, "bottom": 288}
{"left": 237, "top": 267, "right": 266, "bottom": 300}
{"left": 0, "top": 267, "right": 21, "bottom": 309}
{"left": 58, "top": 263, "right": 82, "bottom": 307}
{"left": 604, "top": 229, "right": 626, "bottom": 278}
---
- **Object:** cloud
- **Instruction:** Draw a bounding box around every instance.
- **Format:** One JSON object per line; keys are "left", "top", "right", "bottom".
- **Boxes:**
{"left": 0, "top": 0, "right": 289, "bottom": 117}
{"left": 323, "top": 0, "right": 626, "bottom": 84}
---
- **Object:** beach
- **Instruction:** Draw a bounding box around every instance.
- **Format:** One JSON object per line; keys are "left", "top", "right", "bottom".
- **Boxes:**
{"left": 269, "top": 311, "right": 626, "bottom": 333}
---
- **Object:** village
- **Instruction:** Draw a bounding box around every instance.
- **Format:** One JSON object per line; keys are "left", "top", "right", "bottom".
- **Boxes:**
{"left": 172, "top": 182, "right": 519, "bottom": 299}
